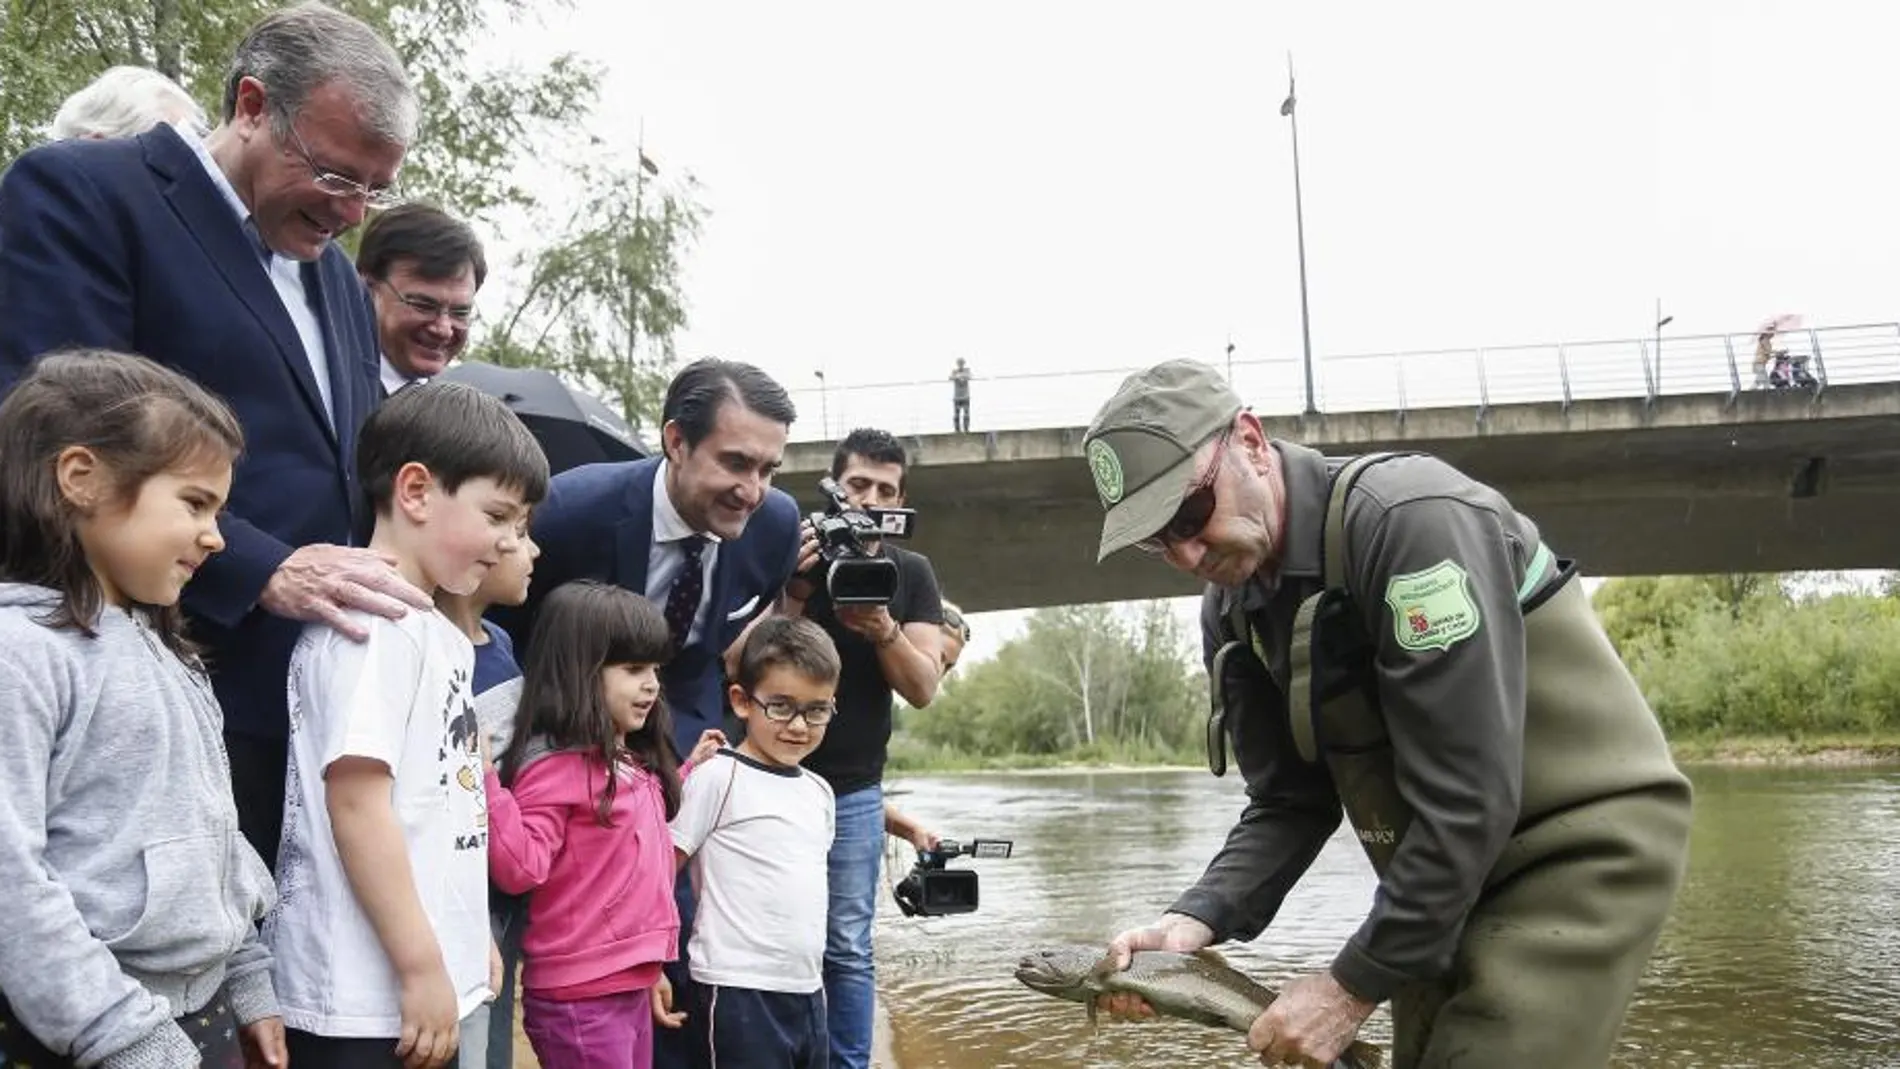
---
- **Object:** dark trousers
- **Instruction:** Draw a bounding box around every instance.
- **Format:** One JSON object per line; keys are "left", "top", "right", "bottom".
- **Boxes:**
{"left": 653, "top": 879, "right": 708, "bottom": 1069}
{"left": 703, "top": 987, "right": 827, "bottom": 1069}
{"left": 286, "top": 1030, "right": 407, "bottom": 1068}
{"left": 951, "top": 397, "right": 969, "bottom": 432}
{"left": 1, "top": 992, "right": 244, "bottom": 1068}
{"left": 226, "top": 731, "right": 288, "bottom": 871}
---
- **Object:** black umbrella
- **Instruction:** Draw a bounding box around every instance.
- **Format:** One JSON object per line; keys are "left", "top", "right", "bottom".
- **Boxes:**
{"left": 437, "top": 362, "right": 649, "bottom": 474}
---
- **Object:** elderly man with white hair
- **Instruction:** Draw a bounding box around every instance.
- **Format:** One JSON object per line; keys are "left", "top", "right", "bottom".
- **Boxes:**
{"left": 49, "top": 65, "right": 210, "bottom": 141}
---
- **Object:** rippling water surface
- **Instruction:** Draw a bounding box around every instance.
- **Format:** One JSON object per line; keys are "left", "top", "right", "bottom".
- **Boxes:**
{"left": 872, "top": 766, "right": 1900, "bottom": 1068}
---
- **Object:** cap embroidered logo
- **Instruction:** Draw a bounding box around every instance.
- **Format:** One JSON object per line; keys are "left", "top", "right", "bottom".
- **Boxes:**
{"left": 1087, "top": 439, "right": 1125, "bottom": 505}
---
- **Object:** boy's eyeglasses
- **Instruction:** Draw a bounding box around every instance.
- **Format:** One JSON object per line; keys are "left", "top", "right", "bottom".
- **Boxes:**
{"left": 1133, "top": 430, "right": 1230, "bottom": 555}
{"left": 747, "top": 692, "right": 837, "bottom": 726}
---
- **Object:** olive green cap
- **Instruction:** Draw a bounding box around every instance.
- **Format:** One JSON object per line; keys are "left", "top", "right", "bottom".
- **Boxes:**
{"left": 1082, "top": 359, "right": 1243, "bottom": 561}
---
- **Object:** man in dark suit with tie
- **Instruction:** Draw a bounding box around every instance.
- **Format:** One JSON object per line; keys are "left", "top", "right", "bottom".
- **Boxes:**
{"left": 0, "top": 1, "right": 432, "bottom": 867}
{"left": 499, "top": 356, "right": 806, "bottom": 1069}
{"left": 355, "top": 201, "right": 487, "bottom": 396}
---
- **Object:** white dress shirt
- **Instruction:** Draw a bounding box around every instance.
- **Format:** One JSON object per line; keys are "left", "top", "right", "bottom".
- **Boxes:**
{"left": 177, "top": 122, "right": 334, "bottom": 427}
{"left": 645, "top": 460, "right": 721, "bottom": 647}
{"left": 380, "top": 356, "right": 421, "bottom": 397}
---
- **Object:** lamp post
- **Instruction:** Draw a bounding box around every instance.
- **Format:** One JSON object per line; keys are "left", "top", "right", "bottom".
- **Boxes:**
{"left": 813, "top": 369, "right": 829, "bottom": 440}
{"left": 1654, "top": 299, "right": 1674, "bottom": 389}
{"left": 1282, "top": 55, "right": 1317, "bottom": 416}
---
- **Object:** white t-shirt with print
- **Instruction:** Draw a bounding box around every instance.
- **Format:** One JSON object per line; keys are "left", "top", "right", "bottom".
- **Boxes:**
{"left": 670, "top": 749, "right": 834, "bottom": 994}
{"left": 265, "top": 608, "right": 491, "bottom": 1037}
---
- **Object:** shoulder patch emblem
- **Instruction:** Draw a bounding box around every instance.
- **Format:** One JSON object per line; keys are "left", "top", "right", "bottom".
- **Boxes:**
{"left": 1087, "top": 439, "right": 1125, "bottom": 505}
{"left": 1384, "top": 559, "right": 1481, "bottom": 653}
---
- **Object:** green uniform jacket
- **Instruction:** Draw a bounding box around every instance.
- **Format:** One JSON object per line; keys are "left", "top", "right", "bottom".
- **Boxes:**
{"left": 1174, "top": 442, "right": 1689, "bottom": 1004}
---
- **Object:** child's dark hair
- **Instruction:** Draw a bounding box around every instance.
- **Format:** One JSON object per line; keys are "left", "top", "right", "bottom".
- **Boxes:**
{"left": 502, "top": 581, "right": 681, "bottom": 822}
{"left": 0, "top": 349, "right": 242, "bottom": 656}
{"left": 733, "top": 616, "right": 841, "bottom": 693}
{"left": 356, "top": 380, "right": 550, "bottom": 515}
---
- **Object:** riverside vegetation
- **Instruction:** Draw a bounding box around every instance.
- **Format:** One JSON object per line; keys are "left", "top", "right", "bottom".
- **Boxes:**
{"left": 891, "top": 573, "right": 1900, "bottom": 772}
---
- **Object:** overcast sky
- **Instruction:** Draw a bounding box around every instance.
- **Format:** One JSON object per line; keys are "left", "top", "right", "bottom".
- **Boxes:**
{"left": 485, "top": 1, "right": 1900, "bottom": 665}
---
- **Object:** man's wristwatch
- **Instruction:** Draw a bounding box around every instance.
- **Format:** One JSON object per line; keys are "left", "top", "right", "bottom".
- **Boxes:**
{"left": 875, "top": 621, "right": 902, "bottom": 648}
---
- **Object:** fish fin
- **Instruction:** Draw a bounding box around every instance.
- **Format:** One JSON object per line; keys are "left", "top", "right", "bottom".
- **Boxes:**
{"left": 1187, "top": 947, "right": 1234, "bottom": 970}
{"left": 1340, "top": 1040, "right": 1386, "bottom": 1069}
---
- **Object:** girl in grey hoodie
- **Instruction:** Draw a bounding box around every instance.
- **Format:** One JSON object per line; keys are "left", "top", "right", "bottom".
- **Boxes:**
{"left": 0, "top": 351, "right": 282, "bottom": 1069}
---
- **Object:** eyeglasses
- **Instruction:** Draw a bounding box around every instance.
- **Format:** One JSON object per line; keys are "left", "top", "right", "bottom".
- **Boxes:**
{"left": 1134, "top": 430, "right": 1230, "bottom": 555}
{"left": 940, "top": 607, "right": 971, "bottom": 643}
{"left": 746, "top": 692, "right": 837, "bottom": 726}
{"left": 282, "top": 116, "right": 404, "bottom": 209}
{"left": 375, "top": 279, "right": 477, "bottom": 324}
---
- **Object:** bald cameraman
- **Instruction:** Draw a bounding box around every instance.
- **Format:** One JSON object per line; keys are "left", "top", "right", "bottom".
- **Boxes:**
{"left": 783, "top": 427, "right": 943, "bottom": 1069}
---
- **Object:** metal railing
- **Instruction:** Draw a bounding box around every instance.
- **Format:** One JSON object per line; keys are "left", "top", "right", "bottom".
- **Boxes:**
{"left": 782, "top": 322, "right": 1900, "bottom": 442}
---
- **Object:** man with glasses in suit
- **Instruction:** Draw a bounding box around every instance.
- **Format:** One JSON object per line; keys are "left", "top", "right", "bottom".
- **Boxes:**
{"left": 356, "top": 202, "right": 486, "bottom": 396}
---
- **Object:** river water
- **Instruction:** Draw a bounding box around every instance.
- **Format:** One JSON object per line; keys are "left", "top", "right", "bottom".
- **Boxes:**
{"left": 873, "top": 765, "right": 1900, "bottom": 1068}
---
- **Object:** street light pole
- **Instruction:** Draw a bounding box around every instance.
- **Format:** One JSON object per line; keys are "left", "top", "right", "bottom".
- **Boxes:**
{"left": 813, "top": 369, "right": 829, "bottom": 440}
{"left": 1282, "top": 55, "right": 1317, "bottom": 415}
{"left": 1654, "top": 298, "right": 1674, "bottom": 388}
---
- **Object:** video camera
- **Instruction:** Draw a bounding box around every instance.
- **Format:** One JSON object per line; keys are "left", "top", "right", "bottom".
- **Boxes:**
{"left": 892, "top": 838, "right": 1013, "bottom": 917}
{"left": 804, "top": 476, "right": 917, "bottom": 605}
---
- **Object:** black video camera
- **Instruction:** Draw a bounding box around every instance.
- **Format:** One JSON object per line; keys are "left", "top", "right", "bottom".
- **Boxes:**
{"left": 892, "top": 838, "right": 1013, "bottom": 918}
{"left": 804, "top": 476, "right": 917, "bottom": 605}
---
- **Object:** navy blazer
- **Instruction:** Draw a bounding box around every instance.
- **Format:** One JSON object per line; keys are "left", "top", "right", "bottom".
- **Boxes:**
{"left": 496, "top": 457, "right": 802, "bottom": 756}
{"left": 0, "top": 124, "right": 382, "bottom": 740}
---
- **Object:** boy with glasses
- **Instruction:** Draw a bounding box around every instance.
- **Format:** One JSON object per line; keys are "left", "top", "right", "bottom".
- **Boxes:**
{"left": 671, "top": 617, "right": 841, "bottom": 1069}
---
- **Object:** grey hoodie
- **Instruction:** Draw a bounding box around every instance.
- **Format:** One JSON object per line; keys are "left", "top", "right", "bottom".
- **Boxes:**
{"left": 0, "top": 585, "right": 277, "bottom": 1068}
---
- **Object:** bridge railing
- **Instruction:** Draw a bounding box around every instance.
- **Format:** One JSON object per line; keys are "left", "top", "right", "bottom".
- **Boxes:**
{"left": 782, "top": 322, "right": 1900, "bottom": 442}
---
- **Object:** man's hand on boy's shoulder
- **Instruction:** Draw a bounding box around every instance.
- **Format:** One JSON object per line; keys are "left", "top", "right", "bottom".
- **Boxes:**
{"left": 260, "top": 544, "right": 431, "bottom": 641}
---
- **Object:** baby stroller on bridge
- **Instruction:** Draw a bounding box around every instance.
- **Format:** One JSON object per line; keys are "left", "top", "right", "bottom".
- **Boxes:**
{"left": 1765, "top": 350, "right": 1817, "bottom": 391}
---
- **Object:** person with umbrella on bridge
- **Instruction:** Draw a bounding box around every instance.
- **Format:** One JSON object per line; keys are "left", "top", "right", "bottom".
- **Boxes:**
{"left": 1080, "top": 359, "right": 1693, "bottom": 1069}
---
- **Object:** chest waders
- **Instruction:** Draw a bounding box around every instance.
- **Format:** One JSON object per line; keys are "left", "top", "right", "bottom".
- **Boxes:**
{"left": 1205, "top": 453, "right": 1695, "bottom": 1068}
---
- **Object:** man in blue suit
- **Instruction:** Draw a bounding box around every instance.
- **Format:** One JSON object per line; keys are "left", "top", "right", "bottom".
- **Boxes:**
{"left": 0, "top": 3, "right": 432, "bottom": 867}
{"left": 497, "top": 356, "right": 806, "bottom": 1069}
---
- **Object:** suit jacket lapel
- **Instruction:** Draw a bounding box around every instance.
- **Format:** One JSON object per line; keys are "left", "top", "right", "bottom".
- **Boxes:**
{"left": 614, "top": 459, "right": 661, "bottom": 598}
{"left": 142, "top": 125, "right": 333, "bottom": 439}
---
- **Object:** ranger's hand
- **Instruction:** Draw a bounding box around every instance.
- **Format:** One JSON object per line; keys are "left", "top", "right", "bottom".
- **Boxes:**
{"left": 1248, "top": 971, "right": 1374, "bottom": 1067}
{"left": 1096, "top": 913, "right": 1216, "bottom": 1020}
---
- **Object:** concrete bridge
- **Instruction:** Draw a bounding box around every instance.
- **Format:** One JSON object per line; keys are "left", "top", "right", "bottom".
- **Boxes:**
{"left": 777, "top": 323, "right": 1900, "bottom": 613}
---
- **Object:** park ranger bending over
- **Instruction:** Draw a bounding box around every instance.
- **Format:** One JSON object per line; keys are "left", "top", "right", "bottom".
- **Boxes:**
{"left": 1083, "top": 360, "right": 1693, "bottom": 1069}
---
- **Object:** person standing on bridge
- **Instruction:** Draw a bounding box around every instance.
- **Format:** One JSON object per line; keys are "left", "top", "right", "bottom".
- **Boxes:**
{"left": 949, "top": 358, "right": 972, "bottom": 432}
{"left": 1080, "top": 359, "right": 1692, "bottom": 1069}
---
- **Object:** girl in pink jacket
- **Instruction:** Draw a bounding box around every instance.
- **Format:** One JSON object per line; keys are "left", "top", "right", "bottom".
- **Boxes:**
{"left": 484, "top": 581, "right": 723, "bottom": 1069}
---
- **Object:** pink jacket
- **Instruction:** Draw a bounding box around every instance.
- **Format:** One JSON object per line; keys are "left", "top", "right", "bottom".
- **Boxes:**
{"left": 486, "top": 747, "right": 683, "bottom": 993}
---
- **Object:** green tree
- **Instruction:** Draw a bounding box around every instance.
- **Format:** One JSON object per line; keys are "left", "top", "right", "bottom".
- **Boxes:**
{"left": 902, "top": 600, "right": 1205, "bottom": 766}
{"left": 0, "top": 0, "right": 699, "bottom": 428}
{"left": 479, "top": 161, "right": 703, "bottom": 435}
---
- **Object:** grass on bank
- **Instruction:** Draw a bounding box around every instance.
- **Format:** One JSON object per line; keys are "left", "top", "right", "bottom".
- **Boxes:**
{"left": 886, "top": 730, "right": 1900, "bottom": 774}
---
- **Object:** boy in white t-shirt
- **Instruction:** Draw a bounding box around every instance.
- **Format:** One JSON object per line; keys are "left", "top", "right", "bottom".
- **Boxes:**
{"left": 672, "top": 617, "right": 841, "bottom": 1069}
{"left": 264, "top": 382, "right": 549, "bottom": 1069}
